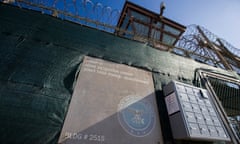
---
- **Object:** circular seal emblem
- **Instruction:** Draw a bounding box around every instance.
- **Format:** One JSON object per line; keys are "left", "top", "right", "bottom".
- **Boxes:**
{"left": 117, "top": 95, "right": 155, "bottom": 137}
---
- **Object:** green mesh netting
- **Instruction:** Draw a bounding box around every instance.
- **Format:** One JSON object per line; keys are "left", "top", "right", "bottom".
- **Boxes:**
{"left": 0, "top": 3, "right": 239, "bottom": 144}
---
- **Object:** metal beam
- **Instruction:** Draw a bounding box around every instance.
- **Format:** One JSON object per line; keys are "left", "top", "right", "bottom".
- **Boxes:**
{"left": 197, "top": 26, "right": 233, "bottom": 70}
{"left": 217, "top": 39, "right": 240, "bottom": 68}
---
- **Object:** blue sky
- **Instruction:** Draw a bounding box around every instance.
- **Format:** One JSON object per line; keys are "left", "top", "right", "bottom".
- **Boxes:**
{"left": 7, "top": 0, "right": 240, "bottom": 49}
{"left": 92, "top": 0, "right": 240, "bottom": 49}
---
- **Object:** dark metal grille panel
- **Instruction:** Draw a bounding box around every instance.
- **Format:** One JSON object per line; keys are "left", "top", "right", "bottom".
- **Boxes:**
{"left": 208, "top": 77, "right": 240, "bottom": 116}
{"left": 207, "top": 77, "right": 240, "bottom": 140}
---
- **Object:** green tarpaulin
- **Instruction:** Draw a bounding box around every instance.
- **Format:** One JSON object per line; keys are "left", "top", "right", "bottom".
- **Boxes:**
{"left": 0, "top": 3, "right": 238, "bottom": 144}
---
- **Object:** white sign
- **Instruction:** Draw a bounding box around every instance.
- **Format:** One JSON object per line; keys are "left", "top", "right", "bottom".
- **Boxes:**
{"left": 58, "top": 56, "right": 163, "bottom": 144}
{"left": 165, "top": 92, "right": 180, "bottom": 115}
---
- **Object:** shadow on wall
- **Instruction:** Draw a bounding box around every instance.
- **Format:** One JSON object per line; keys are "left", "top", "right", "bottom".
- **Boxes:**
{"left": 60, "top": 94, "right": 161, "bottom": 144}
{"left": 58, "top": 56, "right": 163, "bottom": 144}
